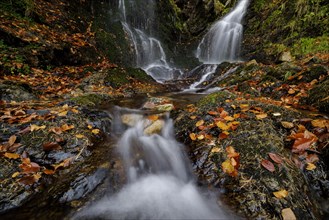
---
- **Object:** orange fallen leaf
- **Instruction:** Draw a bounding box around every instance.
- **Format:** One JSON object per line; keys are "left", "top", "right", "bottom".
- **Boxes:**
{"left": 4, "top": 152, "right": 20, "bottom": 159}
{"left": 43, "top": 169, "right": 56, "bottom": 175}
{"left": 273, "top": 189, "right": 288, "bottom": 199}
{"left": 190, "top": 115, "right": 197, "bottom": 120}
{"left": 50, "top": 127, "right": 62, "bottom": 135}
{"left": 261, "top": 159, "right": 275, "bottom": 172}
{"left": 148, "top": 115, "right": 159, "bottom": 121}
{"left": 216, "top": 121, "right": 230, "bottom": 131}
{"left": 311, "top": 119, "right": 329, "bottom": 128}
{"left": 224, "top": 116, "right": 235, "bottom": 121}
{"left": 43, "top": 142, "right": 62, "bottom": 151}
{"left": 61, "top": 124, "right": 75, "bottom": 132}
{"left": 189, "top": 133, "right": 197, "bottom": 141}
{"left": 30, "top": 124, "right": 46, "bottom": 132}
{"left": 281, "top": 121, "right": 294, "bottom": 129}
{"left": 208, "top": 111, "right": 218, "bottom": 116}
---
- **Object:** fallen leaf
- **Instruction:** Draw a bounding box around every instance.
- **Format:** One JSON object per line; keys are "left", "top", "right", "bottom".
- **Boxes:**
{"left": 50, "top": 127, "right": 63, "bottom": 134}
{"left": 190, "top": 115, "right": 197, "bottom": 120}
{"left": 222, "top": 159, "right": 235, "bottom": 175}
{"left": 219, "top": 132, "right": 229, "bottom": 140}
{"left": 75, "top": 134, "right": 85, "bottom": 139}
{"left": 8, "top": 135, "right": 17, "bottom": 146}
{"left": 211, "top": 147, "right": 221, "bottom": 153}
{"left": 311, "top": 119, "right": 329, "bottom": 128}
{"left": 4, "top": 152, "right": 20, "bottom": 159}
{"left": 208, "top": 111, "right": 218, "bottom": 116}
{"left": 226, "top": 146, "right": 239, "bottom": 158}
{"left": 197, "top": 134, "right": 205, "bottom": 140}
{"left": 281, "top": 121, "right": 294, "bottom": 129}
{"left": 216, "top": 121, "right": 230, "bottom": 131}
{"left": 281, "top": 208, "right": 296, "bottom": 220}
{"left": 268, "top": 153, "right": 283, "bottom": 164}
{"left": 196, "top": 120, "right": 204, "bottom": 127}
{"left": 87, "top": 124, "right": 93, "bottom": 129}
{"left": 224, "top": 116, "right": 235, "bottom": 121}
{"left": 61, "top": 124, "right": 75, "bottom": 132}
{"left": 189, "top": 133, "right": 196, "bottom": 141}
{"left": 148, "top": 115, "right": 159, "bottom": 121}
{"left": 18, "top": 175, "right": 38, "bottom": 185}
{"left": 43, "top": 169, "right": 55, "bottom": 175}
{"left": 256, "top": 113, "right": 268, "bottom": 119}
{"left": 272, "top": 112, "right": 281, "bottom": 117}
{"left": 71, "top": 108, "right": 79, "bottom": 114}
{"left": 273, "top": 189, "right": 288, "bottom": 199}
{"left": 92, "top": 129, "right": 100, "bottom": 134}
{"left": 19, "top": 160, "right": 40, "bottom": 173}
{"left": 43, "top": 142, "right": 62, "bottom": 151}
{"left": 30, "top": 124, "right": 46, "bottom": 132}
{"left": 261, "top": 159, "right": 275, "bottom": 172}
{"left": 12, "top": 172, "right": 20, "bottom": 178}
{"left": 306, "top": 162, "right": 316, "bottom": 171}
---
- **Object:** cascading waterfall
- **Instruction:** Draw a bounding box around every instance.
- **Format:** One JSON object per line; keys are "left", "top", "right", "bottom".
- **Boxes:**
{"left": 74, "top": 108, "right": 232, "bottom": 219}
{"left": 196, "top": 0, "right": 250, "bottom": 64}
{"left": 188, "top": 0, "right": 249, "bottom": 90}
{"left": 118, "top": 0, "right": 182, "bottom": 82}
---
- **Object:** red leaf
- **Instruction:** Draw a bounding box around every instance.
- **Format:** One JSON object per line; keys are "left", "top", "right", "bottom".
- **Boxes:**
{"left": 261, "top": 159, "right": 275, "bottom": 172}
{"left": 268, "top": 153, "right": 283, "bottom": 164}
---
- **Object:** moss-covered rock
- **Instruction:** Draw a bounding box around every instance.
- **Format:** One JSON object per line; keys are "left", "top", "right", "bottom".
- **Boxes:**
{"left": 303, "top": 79, "right": 329, "bottom": 113}
{"left": 0, "top": 81, "right": 36, "bottom": 101}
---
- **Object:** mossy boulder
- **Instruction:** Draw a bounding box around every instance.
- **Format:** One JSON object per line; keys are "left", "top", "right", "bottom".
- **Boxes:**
{"left": 0, "top": 81, "right": 36, "bottom": 101}
{"left": 174, "top": 91, "right": 326, "bottom": 219}
{"left": 303, "top": 79, "right": 329, "bottom": 113}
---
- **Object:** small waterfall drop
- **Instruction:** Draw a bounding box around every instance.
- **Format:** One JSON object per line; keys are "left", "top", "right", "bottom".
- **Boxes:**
{"left": 187, "top": 0, "right": 249, "bottom": 91}
{"left": 75, "top": 108, "right": 233, "bottom": 219}
{"left": 196, "top": 0, "right": 249, "bottom": 64}
{"left": 118, "top": 0, "right": 181, "bottom": 82}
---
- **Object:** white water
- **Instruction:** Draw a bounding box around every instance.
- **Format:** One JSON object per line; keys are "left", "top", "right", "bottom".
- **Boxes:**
{"left": 187, "top": 0, "right": 249, "bottom": 90}
{"left": 118, "top": 0, "right": 182, "bottom": 82}
{"left": 75, "top": 109, "right": 232, "bottom": 219}
{"left": 196, "top": 0, "right": 249, "bottom": 64}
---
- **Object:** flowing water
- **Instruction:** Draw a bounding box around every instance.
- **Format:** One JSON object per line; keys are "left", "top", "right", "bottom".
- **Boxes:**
{"left": 118, "top": 0, "right": 182, "bottom": 82}
{"left": 187, "top": 0, "right": 249, "bottom": 90}
{"left": 74, "top": 107, "right": 233, "bottom": 219}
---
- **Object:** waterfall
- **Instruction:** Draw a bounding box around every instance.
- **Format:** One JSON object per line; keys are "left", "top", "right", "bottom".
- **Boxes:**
{"left": 74, "top": 108, "right": 232, "bottom": 219}
{"left": 196, "top": 0, "right": 250, "bottom": 64}
{"left": 118, "top": 0, "right": 182, "bottom": 82}
{"left": 186, "top": 0, "right": 249, "bottom": 91}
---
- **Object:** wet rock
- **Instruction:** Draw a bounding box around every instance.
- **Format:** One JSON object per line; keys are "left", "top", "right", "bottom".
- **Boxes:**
{"left": 144, "top": 120, "right": 165, "bottom": 135}
{"left": 59, "top": 167, "right": 108, "bottom": 203}
{"left": 278, "top": 51, "right": 294, "bottom": 62}
{"left": 121, "top": 114, "right": 144, "bottom": 127}
{"left": 0, "top": 82, "right": 36, "bottom": 102}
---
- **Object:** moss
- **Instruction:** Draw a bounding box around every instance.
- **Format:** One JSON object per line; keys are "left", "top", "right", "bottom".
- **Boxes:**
{"left": 291, "top": 36, "right": 329, "bottom": 56}
{"left": 303, "top": 79, "right": 329, "bottom": 113}
{"left": 71, "top": 94, "right": 111, "bottom": 107}
{"left": 197, "top": 90, "right": 237, "bottom": 108}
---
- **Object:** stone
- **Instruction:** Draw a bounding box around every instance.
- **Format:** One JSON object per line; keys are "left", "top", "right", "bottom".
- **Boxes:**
{"left": 144, "top": 120, "right": 165, "bottom": 135}
{"left": 278, "top": 51, "right": 294, "bottom": 62}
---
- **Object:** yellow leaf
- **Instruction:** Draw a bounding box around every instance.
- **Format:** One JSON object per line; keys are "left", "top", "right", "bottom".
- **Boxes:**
{"left": 4, "top": 152, "right": 20, "bottom": 159}
{"left": 224, "top": 116, "right": 235, "bottom": 121}
{"left": 58, "top": 110, "right": 68, "bottom": 116}
{"left": 273, "top": 189, "right": 288, "bottom": 199}
{"left": 87, "top": 125, "right": 93, "bottom": 129}
{"left": 190, "top": 115, "right": 197, "bottom": 120}
{"left": 195, "top": 120, "right": 204, "bottom": 127}
{"left": 75, "top": 134, "right": 85, "bottom": 139}
{"left": 221, "top": 159, "right": 235, "bottom": 174}
{"left": 256, "top": 113, "right": 268, "bottom": 119}
{"left": 306, "top": 162, "right": 316, "bottom": 171}
{"left": 30, "top": 124, "right": 46, "bottom": 132}
{"left": 92, "top": 129, "right": 100, "bottom": 134}
{"left": 281, "top": 208, "right": 296, "bottom": 220}
{"left": 216, "top": 121, "right": 230, "bottom": 131}
{"left": 61, "top": 124, "right": 75, "bottom": 131}
{"left": 197, "top": 134, "right": 205, "bottom": 140}
{"left": 62, "top": 104, "right": 69, "bottom": 110}
{"left": 189, "top": 133, "right": 196, "bottom": 141}
{"left": 12, "top": 172, "right": 20, "bottom": 178}
{"left": 211, "top": 147, "right": 221, "bottom": 153}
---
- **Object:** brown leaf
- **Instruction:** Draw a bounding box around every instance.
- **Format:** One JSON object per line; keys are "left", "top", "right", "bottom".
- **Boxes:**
{"left": 18, "top": 175, "right": 37, "bottom": 185}
{"left": 4, "top": 152, "right": 20, "bottom": 159}
{"left": 43, "top": 169, "right": 55, "bottom": 175}
{"left": 208, "top": 111, "right": 218, "bottom": 116}
{"left": 268, "top": 153, "right": 283, "bottom": 164}
{"left": 8, "top": 135, "right": 17, "bottom": 146}
{"left": 256, "top": 113, "right": 268, "bottom": 120}
{"left": 261, "top": 159, "right": 275, "bottom": 172}
{"left": 50, "top": 127, "right": 62, "bottom": 135}
{"left": 311, "top": 119, "right": 329, "bottom": 128}
{"left": 281, "top": 121, "right": 294, "bottom": 129}
{"left": 19, "top": 160, "right": 40, "bottom": 173}
{"left": 43, "top": 142, "right": 62, "bottom": 151}
{"left": 61, "top": 124, "right": 75, "bottom": 132}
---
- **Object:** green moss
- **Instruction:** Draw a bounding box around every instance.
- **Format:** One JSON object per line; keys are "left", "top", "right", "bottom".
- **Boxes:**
{"left": 292, "top": 36, "right": 329, "bottom": 56}
{"left": 197, "top": 91, "right": 237, "bottom": 108}
{"left": 71, "top": 94, "right": 110, "bottom": 107}
{"left": 303, "top": 79, "right": 329, "bottom": 113}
